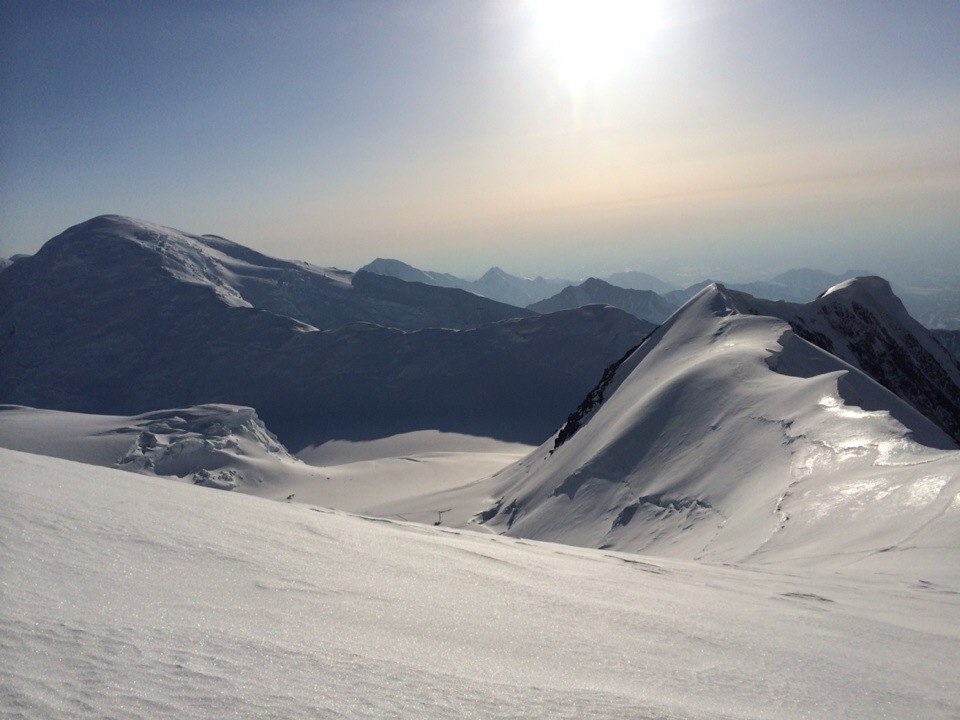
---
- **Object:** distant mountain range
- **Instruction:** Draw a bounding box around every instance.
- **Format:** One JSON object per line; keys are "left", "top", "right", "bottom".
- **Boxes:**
{"left": 604, "top": 270, "right": 678, "bottom": 295}
{"left": 528, "top": 278, "right": 677, "bottom": 323}
{"left": 360, "top": 258, "right": 960, "bottom": 330}
{"left": 358, "top": 258, "right": 571, "bottom": 306}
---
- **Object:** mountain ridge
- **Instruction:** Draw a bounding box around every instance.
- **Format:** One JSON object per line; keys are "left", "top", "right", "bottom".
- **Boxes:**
{"left": 476, "top": 280, "right": 960, "bottom": 564}
{"left": 0, "top": 216, "right": 653, "bottom": 449}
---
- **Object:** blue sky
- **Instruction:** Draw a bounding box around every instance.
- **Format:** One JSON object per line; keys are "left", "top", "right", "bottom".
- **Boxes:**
{"left": 2, "top": 0, "right": 958, "bottom": 282}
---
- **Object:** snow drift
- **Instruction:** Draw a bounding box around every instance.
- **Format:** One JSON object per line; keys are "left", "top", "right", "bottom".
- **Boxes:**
{"left": 0, "top": 404, "right": 306, "bottom": 490}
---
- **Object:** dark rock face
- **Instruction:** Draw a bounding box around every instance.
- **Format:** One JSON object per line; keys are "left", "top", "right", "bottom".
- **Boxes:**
{"left": 933, "top": 329, "right": 960, "bottom": 365}
{"left": 552, "top": 334, "right": 652, "bottom": 451}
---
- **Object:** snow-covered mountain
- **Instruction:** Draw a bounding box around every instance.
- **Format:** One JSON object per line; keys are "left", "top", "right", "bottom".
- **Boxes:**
{"left": 660, "top": 269, "right": 867, "bottom": 308}
{"left": 0, "top": 216, "right": 652, "bottom": 448}
{"left": 4, "top": 215, "right": 529, "bottom": 332}
{"left": 528, "top": 277, "right": 677, "bottom": 323}
{"left": 768, "top": 268, "right": 864, "bottom": 298}
{"left": 723, "top": 276, "right": 960, "bottom": 443}
{"left": 477, "top": 281, "right": 960, "bottom": 565}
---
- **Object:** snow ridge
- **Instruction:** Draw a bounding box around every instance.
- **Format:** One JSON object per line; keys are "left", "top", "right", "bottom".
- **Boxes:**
{"left": 720, "top": 276, "right": 960, "bottom": 443}
{"left": 478, "top": 281, "right": 960, "bottom": 567}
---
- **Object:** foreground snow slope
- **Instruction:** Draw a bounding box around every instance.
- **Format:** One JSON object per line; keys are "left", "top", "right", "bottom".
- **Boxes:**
{"left": 3, "top": 447, "right": 958, "bottom": 720}
{"left": 481, "top": 283, "right": 960, "bottom": 569}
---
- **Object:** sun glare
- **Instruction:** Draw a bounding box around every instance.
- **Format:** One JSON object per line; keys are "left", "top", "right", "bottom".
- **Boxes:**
{"left": 529, "top": 0, "right": 665, "bottom": 96}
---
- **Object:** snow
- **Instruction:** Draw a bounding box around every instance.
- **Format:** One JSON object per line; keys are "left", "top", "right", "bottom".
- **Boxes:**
{"left": 3, "top": 447, "right": 959, "bottom": 719}
{"left": 3, "top": 217, "right": 960, "bottom": 716}
{"left": 476, "top": 283, "right": 960, "bottom": 572}
{"left": 720, "top": 277, "right": 960, "bottom": 443}
{"left": 0, "top": 404, "right": 314, "bottom": 491}
{"left": 0, "top": 405, "right": 531, "bottom": 514}
{"left": 298, "top": 429, "right": 532, "bottom": 465}
{"left": 0, "top": 216, "right": 652, "bottom": 448}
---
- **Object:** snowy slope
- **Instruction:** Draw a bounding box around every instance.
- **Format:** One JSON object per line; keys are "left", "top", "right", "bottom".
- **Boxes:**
{"left": 0, "top": 406, "right": 529, "bottom": 511}
{"left": 661, "top": 270, "right": 861, "bottom": 308}
{"left": 768, "top": 268, "right": 866, "bottom": 298}
{"left": 528, "top": 277, "right": 677, "bottom": 323}
{"left": 3, "top": 447, "right": 959, "bottom": 720}
{"left": 723, "top": 276, "right": 960, "bottom": 442}
{"left": 478, "top": 283, "right": 960, "bottom": 568}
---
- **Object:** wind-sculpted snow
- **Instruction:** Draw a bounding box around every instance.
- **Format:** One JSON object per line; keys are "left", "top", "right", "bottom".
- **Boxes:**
{"left": 479, "top": 283, "right": 960, "bottom": 567}
{"left": 3, "top": 448, "right": 959, "bottom": 719}
{"left": 721, "top": 276, "right": 960, "bottom": 443}
{"left": 0, "top": 404, "right": 310, "bottom": 490}
{"left": 0, "top": 216, "right": 651, "bottom": 447}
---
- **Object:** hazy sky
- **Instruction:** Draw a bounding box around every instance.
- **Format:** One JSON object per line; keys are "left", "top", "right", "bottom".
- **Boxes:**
{"left": 2, "top": 0, "right": 959, "bottom": 282}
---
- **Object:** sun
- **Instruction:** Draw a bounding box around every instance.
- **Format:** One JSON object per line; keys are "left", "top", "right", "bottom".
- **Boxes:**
{"left": 528, "top": 0, "right": 665, "bottom": 96}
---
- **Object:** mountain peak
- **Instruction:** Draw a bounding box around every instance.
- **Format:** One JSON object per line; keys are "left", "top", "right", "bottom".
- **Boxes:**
{"left": 480, "top": 266, "right": 513, "bottom": 281}
{"left": 479, "top": 271, "right": 960, "bottom": 562}
{"left": 61, "top": 214, "right": 177, "bottom": 240}
{"left": 580, "top": 277, "right": 611, "bottom": 290}
{"left": 820, "top": 275, "right": 894, "bottom": 300}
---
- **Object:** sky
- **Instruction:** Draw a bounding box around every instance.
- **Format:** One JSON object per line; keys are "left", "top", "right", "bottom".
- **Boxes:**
{"left": 2, "top": 0, "right": 959, "bottom": 283}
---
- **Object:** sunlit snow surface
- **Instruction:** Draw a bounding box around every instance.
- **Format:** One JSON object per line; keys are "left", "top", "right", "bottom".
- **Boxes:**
{"left": 480, "top": 284, "right": 960, "bottom": 568}
{"left": 2, "top": 448, "right": 959, "bottom": 719}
